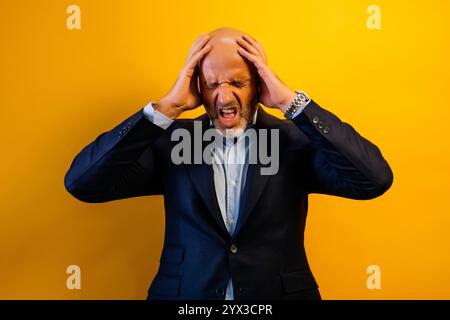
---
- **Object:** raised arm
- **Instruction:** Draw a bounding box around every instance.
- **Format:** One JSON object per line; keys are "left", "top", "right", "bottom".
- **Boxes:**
{"left": 65, "top": 32, "right": 212, "bottom": 203}
{"left": 64, "top": 109, "right": 166, "bottom": 203}
{"left": 236, "top": 33, "right": 393, "bottom": 199}
{"left": 293, "top": 100, "right": 393, "bottom": 199}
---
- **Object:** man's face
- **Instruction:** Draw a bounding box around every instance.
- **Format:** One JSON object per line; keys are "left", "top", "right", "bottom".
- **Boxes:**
{"left": 198, "top": 35, "right": 259, "bottom": 135}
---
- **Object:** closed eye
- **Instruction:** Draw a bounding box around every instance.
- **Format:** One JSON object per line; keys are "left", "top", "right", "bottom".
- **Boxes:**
{"left": 231, "top": 81, "right": 248, "bottom": 88}
{"left": 207, "top": 82, "right": 219, "bottom": 89}
{"left": 205, "top": 80, "right": 248, "bottom": 89}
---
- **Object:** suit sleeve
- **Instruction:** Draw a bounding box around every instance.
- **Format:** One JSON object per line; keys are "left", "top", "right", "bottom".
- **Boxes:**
{"left": 292, "top": 99, "right": 394, "bottom": 200}
{"left": 64, "top": 108, "right": 166, "bottom": 203}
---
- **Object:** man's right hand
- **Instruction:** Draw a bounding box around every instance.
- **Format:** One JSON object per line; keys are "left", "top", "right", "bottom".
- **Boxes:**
{"left": 154, "top": 33, "right": 212, "bottom": 119}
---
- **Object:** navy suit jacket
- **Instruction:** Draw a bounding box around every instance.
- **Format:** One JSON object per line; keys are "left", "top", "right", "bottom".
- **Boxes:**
{"left": 64, "top": 100, "right": 393, "bottom": 300}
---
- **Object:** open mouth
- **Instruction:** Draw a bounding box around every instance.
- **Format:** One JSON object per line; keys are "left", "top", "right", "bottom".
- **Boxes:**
{"left": 219, "top": 107, "right": 237, "bottom": 119}
{"left": 217, "top": 106, "right": 239, "bottom": 127}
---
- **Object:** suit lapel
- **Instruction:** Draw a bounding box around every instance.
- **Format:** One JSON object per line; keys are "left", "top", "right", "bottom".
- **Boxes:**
{"left": 186, "top": 114, "right": 231, "bottom": 239}
{"left": 186, "top": 108, "right": 276, "bottom": 240}
{"left": 233, "top": 107, "right": 273, "bottom": 238}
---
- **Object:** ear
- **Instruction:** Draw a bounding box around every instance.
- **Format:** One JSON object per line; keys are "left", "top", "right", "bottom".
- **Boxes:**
{"left": 197, "top": 74, "right": 201, "bottom": 95}
{"left": 195, "top": 63, "right": 202, "bottom": 95}
{"left": 251, "top": 65, "right": 261, "bottom": 96}
{"left": 256, "top": 76, "right": 262, "bottom": 98}
{"left": 191, "top": 65, "right": 200, "bottom": 95}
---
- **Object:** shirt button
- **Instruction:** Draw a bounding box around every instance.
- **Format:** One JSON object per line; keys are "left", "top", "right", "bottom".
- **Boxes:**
{"left": 216, "top": 287, "right": 225, "bottom": 296}
{"left": 230, "top": 244, "right": 238, "bottom": 254}
{"left": 312, "top": 116, "right": 319, "bottom": 124}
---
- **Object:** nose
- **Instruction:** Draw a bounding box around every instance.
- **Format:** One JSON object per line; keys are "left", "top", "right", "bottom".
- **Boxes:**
{"left": 216, "top": 83, "right": 237, "bottom": 108}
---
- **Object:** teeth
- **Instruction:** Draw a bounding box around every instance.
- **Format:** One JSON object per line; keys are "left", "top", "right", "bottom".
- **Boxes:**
{"left": 219, "top": 107, "right": 237, "bottom": 114}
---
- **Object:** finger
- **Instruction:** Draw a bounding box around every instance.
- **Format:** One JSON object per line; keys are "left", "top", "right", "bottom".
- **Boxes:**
{"left": 191, "top": 32, "right": 209, "bottom": 49}
{"left": 242, "top": 34, "right": 267, "bottom": 64}
{"left": 236, "top": 37, "right": 260, "bottom": 58}
{"left": 238, "top": 48, "right": 274, "bottom": 85}
{"left": 186, "top": 43, "right": 211, "bottom": 71}
{"left": 237, "top": 48, "right": 266, "bottom": 72}
{"left": 187, "top": 33, "right": 210, "bottom": 61}
{"left": 242, "top": 34, "right": 263, "bottom": 52}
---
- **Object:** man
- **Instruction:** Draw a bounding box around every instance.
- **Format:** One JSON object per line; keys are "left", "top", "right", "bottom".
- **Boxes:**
{"left": 64, "top": 27, "right": 393, "bottom": 300}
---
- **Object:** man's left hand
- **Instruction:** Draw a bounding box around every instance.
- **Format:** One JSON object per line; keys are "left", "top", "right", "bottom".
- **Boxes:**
{"left": 236, "top": 34, "right": 297, "bottom": 113}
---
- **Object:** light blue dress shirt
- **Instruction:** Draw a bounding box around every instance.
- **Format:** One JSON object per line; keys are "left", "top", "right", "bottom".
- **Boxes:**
{"left": 143, "top": 99, "right": 310, "bottom": 299}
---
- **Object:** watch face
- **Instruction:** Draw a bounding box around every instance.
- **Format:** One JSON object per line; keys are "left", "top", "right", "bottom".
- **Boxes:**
{"left": 296, "top": 91, "right": 309, "bottom": 101}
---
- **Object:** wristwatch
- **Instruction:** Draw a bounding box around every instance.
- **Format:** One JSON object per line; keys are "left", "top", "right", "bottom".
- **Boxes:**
{"left": 284, "top": 90, "right": 310, "bottom": 120}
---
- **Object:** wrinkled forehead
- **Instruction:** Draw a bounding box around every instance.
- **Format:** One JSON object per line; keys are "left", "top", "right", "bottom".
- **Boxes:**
{"left": 199, "top": 37, "right": 254, "bottom": 82}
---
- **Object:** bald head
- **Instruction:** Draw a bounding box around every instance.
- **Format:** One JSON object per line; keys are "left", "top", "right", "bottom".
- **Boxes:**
{"left": 198, "top": 27, "right": 260, "bottom": 135}
{"left": 207, "top": 27, "right": 245, "bottom": 49}
{"left": 199, "top": 27, "right": 252, "bottom": 83}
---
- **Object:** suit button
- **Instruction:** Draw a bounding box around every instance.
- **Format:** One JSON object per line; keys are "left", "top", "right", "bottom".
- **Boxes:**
{"left": 216, "top": 288, "right": 225, "bottom": 296}
{"left": 317, "top": 122, "right": 324, "bottom": 129}
{"left": 230, "top": 244, "right": 238, "bottom": 254}
{"left": 312, "top": 116, "right": 319, "bottom": 124}
{"left": 323, "top": 126, "right": 330, "bottom": 134}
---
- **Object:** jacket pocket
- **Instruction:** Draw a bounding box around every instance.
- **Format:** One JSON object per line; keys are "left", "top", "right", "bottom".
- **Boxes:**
{"left": 149, "top": 274, "right": 181, "bottom": 297}
{"left": 160, "top": 244, "right": 185, "bottom": 264}
{"left": 280, "top": 270, "right": 318, "bottom": 294}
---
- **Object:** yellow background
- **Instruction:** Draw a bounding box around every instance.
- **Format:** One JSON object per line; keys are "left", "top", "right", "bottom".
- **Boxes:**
{"left": 1, "top": 0, "right": 449, "bottom": 299}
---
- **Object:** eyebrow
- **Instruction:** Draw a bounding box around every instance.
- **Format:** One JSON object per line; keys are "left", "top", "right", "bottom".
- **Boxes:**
{"left": 206, "top": 78, "right": 250, "bottom": 84}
